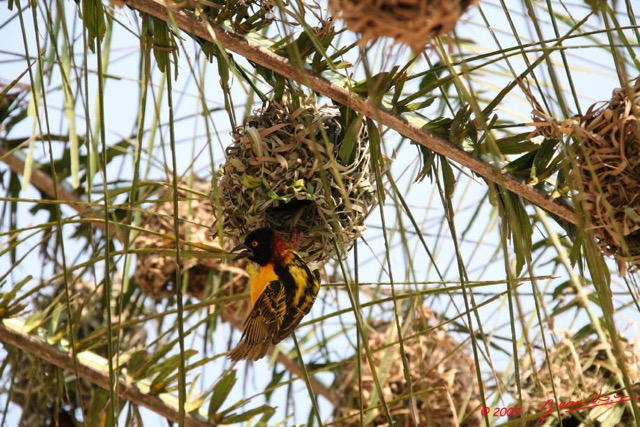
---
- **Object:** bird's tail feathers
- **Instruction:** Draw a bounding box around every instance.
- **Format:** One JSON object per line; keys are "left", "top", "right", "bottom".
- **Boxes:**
{"left": 228, "top": 339, "right": 270, "bottom": 361}
{"left": 228, "top": 316, "right": 275, "bottom": 361}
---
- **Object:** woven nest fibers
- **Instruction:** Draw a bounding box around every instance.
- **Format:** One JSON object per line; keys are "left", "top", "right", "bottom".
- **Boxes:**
{"left": 134, "top": 180, "right": 247, "bottom": 301}
{"left": 573, "top": 77, "right": 640, "bottom": 268}
{"left": 329, "top": 0, "right": 477, "bottom": 51}
{"left": 217, "top": 94, "right": 376, "bottom": 263}
{"left": 4, "top": 277, "right": 146, "bottom": 426}
{"left": 518, "top": 335, "right": 640, "bottom": 426}
{"left": 333, "top": 307, "right": 483, "bottom": 426}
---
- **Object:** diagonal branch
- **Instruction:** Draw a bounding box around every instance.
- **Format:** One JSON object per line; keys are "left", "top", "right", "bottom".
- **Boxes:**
{"left": 0, "top": 317, "right": 211, "bottom": 427}
{"left": 0, "top": 145, "right": 115, "bottom": 238}
{"left": 0, "top": 146, "right": 338, "bottom": 405}
{"left": 125, "top": 0, "right": 577, "bottom": 226}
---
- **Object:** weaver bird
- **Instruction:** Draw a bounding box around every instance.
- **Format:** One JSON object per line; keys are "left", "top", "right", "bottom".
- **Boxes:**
{"left": 228, "top": 228, "right": 321, "bottom": 361}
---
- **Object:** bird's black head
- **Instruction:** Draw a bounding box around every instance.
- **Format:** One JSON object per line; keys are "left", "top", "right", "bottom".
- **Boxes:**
{"left": 231, "top": 228, "right": 276, "bottom": 266}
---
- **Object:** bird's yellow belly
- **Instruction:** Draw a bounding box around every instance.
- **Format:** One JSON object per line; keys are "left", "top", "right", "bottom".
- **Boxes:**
{"left": 247, "top": 263, "right": 279, "bottom": 307}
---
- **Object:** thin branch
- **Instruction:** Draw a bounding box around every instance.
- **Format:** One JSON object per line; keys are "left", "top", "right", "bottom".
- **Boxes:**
{"left": 124, "top": 0, "right": 577, "bottom": 226}
{"left": 0, "top": 144, "right": 338, "bottom": 405}
{"left": 0, "top": 317, "right": 211, "bottom": 427}
{"left": 0, "top": 146, "right": 116, "bottom": 238}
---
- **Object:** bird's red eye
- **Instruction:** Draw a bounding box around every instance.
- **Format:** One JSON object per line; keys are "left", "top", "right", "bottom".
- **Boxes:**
{"left": 251, "top": 240, "right": 259, "bottom": 247}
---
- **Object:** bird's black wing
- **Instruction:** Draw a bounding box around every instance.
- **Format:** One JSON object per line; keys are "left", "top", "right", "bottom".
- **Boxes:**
{"left": 228, "top": 280, "right": 286, "bottom": 361}
{"left": 272, "top": 254, "right": 321, "bottom": 344}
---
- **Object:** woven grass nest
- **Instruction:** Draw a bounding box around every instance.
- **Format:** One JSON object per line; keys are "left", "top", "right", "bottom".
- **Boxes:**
{"left": 333, "top": 307, "right": 483, "bottom": 426}
{"left": 5, "top": 277, "right": 147, "bottom": 426}
{"left": 571, "top": 77, "right": 640, "bottom": 270}
{"left": 329, "top": 0, "right": 477, "bottom": 51}
{"left": 518, "top": 333, "right": 640, "bottom": 425}
{"left": 216, "top": 92, "right": 376, "bottom": 263}
{"left": 134, "top": 180, "right": 247, "bottom": 301}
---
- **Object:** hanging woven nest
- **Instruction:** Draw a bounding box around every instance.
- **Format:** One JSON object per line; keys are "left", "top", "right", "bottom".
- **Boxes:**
{"left": 523, "top": 77, "right": 640, "bottom": 272}
{"left": 216, "top": 91, "right": 377, "bottom": 263}
{"left": 518, "top": 333, "right": 640, "bottom": 425}
{"left": 134, "top": 179, "right": 247, "bottom": 301}
{"left": 570, "top": 77, "right": 640, "bottom": 270}
{"left": 328, "top": 0, "right": 477, "bottom": 51}
{"left": 4, "top": 277, "right": 148, "bottom": 426}
{"left": 333, "top": 306, "right": 483, "bottom": 426}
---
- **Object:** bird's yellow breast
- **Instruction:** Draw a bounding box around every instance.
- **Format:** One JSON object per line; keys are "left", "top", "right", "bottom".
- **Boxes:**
{"left": 247, "top": 262, "right": 278, "bottom": 307}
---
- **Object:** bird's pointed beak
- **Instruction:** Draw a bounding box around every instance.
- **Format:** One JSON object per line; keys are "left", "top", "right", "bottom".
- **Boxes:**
{"left": 231, "top": 242, "right": 253, "bottom": 260}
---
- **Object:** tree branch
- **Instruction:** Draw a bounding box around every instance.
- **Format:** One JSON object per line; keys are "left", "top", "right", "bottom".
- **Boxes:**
{"left": 124, "top": 0, "right": 577, "bottom": 226}
{"left": 0, "top": 146, "right": 115, "bottom": 238}
{"left": 0, "top": 317, "right": 211, "bottom": 427}
{"left": 0, "top": 145, "right": 338, "bottom": 406}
